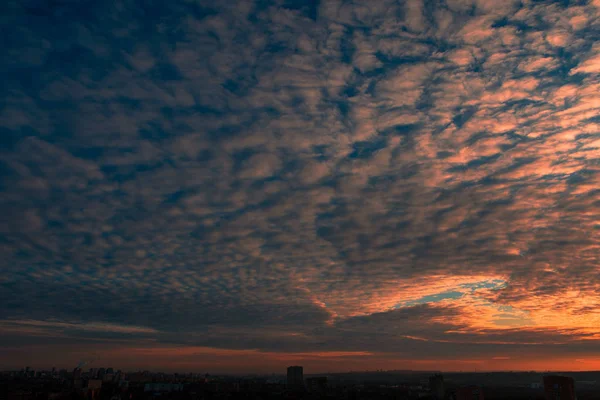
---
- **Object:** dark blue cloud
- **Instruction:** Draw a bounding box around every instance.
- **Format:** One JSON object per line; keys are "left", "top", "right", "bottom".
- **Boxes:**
{"left": 2, "top": 0, "right": 600, "bottom": 370}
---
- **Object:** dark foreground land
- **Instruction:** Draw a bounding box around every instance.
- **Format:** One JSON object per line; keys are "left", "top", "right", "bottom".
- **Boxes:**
{"left": 2, "top": 369, "right": 600, "bottom": 400}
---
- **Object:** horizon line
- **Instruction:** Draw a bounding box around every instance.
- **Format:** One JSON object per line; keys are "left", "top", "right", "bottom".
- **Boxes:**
{"left": 4, "top": 368, "right": 600, "bottom": 375}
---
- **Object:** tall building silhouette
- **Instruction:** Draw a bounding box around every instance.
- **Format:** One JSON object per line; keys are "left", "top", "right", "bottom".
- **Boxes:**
{"left": 72, "top": 368, "right": 83, "bottom": 389}
{"left": 543, "top": 376, "right": 576, "bottom": 400}
{"left": 287, "top": 366, "right": 304, "bottom": 389}
{"left": 429, "top": 373, "right": 445, "bottom": 400}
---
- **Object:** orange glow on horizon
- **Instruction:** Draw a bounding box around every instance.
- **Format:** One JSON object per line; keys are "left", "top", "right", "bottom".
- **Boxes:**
{"left": 4, "top": 343, "right": 600, "bottom": 373}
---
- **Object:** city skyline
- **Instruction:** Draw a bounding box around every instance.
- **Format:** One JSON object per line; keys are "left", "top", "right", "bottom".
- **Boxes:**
{"left": 2, "top": 0, "right": 600, "bottom": 372}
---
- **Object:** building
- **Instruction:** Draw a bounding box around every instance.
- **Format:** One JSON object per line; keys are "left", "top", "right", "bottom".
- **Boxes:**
{"left": 287, "top": 366, "right": 304, "bottom": 389}
{"left": 531, "top": 383, "right": 542, "bottom": 389}
{"left": 455, "top": 385, "right": 484, "bottom": 400}
{"left": 72, "top": 368, "right": 83, "bottom": 389}
{"left": 429, "top": 374, "right": 445, "bottom": 400}
{"left": 143, "top": 383, "right": 184, "bottom": 393}
{"left": 306, "top": 377, "right": 327, "bottom": 394}
{"left": 87, "top": 380, "right": 102, "bottom": 390}
{"left": 86, "top": 380, "right": 102, "bottom": 400}
{"left": 543, "top": 375, "right": 576, "bottom": 400}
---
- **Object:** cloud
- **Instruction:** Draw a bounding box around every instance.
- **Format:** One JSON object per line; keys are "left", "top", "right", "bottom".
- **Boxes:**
{"left": 2, "top": 0, "right": 600, "bottom": 371}
{"left": 570, "top": 53, "right": 600, "bottom": 74}
{"left": 0, "top": 319, "right": 158, "bottom": 335}
{"left": 238, "top": 153, "right": 282, "bottom": 179}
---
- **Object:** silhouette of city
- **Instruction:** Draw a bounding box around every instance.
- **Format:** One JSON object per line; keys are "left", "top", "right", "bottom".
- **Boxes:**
{"left": 0, "top": 366, "right": 594, "bottom": 400}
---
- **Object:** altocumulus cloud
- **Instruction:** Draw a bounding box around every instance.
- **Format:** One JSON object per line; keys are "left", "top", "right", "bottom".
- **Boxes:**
{"left": 1, "top": 0, "right": 600, "bottom": 371}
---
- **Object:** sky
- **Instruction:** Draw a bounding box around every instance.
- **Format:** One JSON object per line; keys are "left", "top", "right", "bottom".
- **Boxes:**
{"left": 1, "top": 0, "right": 600, "bottom": 373}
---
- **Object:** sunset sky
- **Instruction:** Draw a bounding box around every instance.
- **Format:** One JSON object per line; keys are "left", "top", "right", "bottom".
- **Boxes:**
{"left": 1, "top": 0, "right": 600, "bottom": 373}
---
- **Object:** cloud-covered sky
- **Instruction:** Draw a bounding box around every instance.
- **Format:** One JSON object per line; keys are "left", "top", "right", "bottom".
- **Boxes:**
{"left": 1, "top": 0, "right": 600, "bottom": 372}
